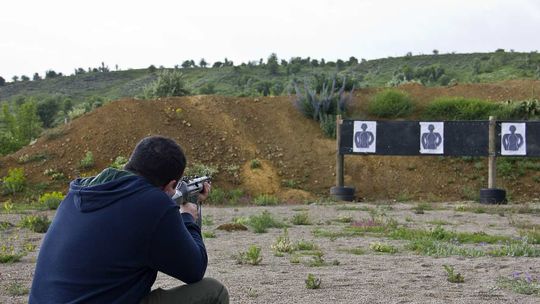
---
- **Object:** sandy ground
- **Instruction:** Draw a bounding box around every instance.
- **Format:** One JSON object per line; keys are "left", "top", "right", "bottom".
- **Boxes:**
{"left": 1, "top": 201, "right": 539, "bottom": 304}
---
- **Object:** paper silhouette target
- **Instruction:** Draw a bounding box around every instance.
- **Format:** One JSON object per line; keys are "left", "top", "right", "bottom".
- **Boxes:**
{"left": 501, "top": 123, "right": 526, "bottom": 155}
{"left": 353, "top": 121, "right": 376, "bottom": 153}
{"left": 420, "top": 122, "right": 444, "bottom": 154}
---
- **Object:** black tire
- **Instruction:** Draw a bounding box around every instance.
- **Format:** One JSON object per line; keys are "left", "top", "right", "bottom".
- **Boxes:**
{"left": 330, "top": 186, "right": 355, "bottom": 196}
{"left": 479, "top": 188, "right": 507, "bottom": 204}
{"left": 330, "top": 186, "right": 356, "bottom": 202}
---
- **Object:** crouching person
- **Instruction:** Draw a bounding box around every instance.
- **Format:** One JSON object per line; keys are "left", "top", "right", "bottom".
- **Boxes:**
{"left": 30, "top": 136, "right": 229, "bottom": 304}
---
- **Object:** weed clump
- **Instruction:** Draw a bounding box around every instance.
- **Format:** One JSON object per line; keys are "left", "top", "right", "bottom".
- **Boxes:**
{"left": 305, "top": 273, "right": 322, "bottom": 289}
{"left": 368, "top": 89, "right": 414, "bottom": 118}
{"left": 2, "top": 168, "right": 26, "bottom": 194}
{"left": 19, "top": 215, "right": 51, "bottom": 233}
{"left": 39, "top": 191, "right": 64, "bottom": 210}
{"left": 443, "top": 265, "right": 465, "bottom": 283}
{"left": 235, "top": 245, "right": 262, "bottom": 265}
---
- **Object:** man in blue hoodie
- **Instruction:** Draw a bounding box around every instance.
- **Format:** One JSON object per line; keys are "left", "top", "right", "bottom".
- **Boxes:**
{"left": 30, "top": 136, "right": 229, "bottom": 303}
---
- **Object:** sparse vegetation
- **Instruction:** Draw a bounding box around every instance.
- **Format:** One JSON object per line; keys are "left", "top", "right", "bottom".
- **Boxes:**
{"left": 39, "top": 191, "right": 64, "bottom": 210}
{"left": 443, "top": 265, "right": 465, "bottom": 283}
{"left": 79, "top": 151, "right": 95, "bottom": 169}
{"left": 19, "top": 215, "right": 51, "bottom": 233}
{"left": 253, "top": 194, "right": 279, "bottom": 206}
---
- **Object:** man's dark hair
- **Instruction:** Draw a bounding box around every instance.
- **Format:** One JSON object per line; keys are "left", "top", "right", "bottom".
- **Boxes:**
{"left": 125, "top": 136, "right": 186, "bottom": 187}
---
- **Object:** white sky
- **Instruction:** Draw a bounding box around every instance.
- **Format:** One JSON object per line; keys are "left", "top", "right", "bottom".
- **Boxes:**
{"left": 1, "top": 0, "right": 540, "bottom": 80}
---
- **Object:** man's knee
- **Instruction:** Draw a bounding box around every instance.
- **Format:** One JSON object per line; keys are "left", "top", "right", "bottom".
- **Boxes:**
{"left": 200, "top": 278, "right": 229, "bottom": 304}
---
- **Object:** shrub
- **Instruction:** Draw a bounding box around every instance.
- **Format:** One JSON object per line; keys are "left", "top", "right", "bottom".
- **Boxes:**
{"left": 79, "top": 151, "right": 95, "bottom": 169}
{"left": 110, "top": 156, "right": 128, "bottom": 169}
{"left": 271, "top": 229, "right": 294, "bottom": 254}
{"left": 39, "top": 191, "right": 64, "bottom": 210}
{"left": 291, "top": 212, "right": 311, "bottom": 225}
{"left": 2, "top": 168, "right": 26, "bottom": 194}
{"left": 248, "top": 210, "right": 285, "bottom": 233}
{"left": 143, "top": 70, "right": 190, "bottom": 99}
{"left": 208, "top": 187, "right": 227, "bottom": 204}
{"left": 253, "top": 194, "right": 279, "bottom": 206}
{"left": 368, "top": 89, "right": 414, "bottom": 118}
{"left": 250, "top": 159, "right": 261, "bottom": 169}
{"left": 443, "top": 265, "right": 465, "bottom": 283}
{"left": 19, "top": 215, "right": 50, "bottom": 233}
{"left": 235, "top": 245, "right": 262, "bottom": 265}
{"left": 305, "top": 274, "right": 322, "bottom": 289}
{"left": 423, "top": 97, "right": 500, "bottom": 120}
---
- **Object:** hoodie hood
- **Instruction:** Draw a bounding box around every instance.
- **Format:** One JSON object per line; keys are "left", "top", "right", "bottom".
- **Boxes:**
{"left": 69, "top": 168, "right": 152, "bottom": 212}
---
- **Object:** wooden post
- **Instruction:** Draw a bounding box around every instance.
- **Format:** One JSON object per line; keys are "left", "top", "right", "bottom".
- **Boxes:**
{"left": 336, "top": 115, "right": 344, "bottom": 187}
{"left": 488, "top": 116, "right": 496, "bottom": 189}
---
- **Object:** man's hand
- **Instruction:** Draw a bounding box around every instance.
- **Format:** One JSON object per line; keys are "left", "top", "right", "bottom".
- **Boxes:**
{"left": 197, "top": 182, "right": 211, "bottom": 203}
{"left": 180, "top": 202, "right": 198, "bottom": 221}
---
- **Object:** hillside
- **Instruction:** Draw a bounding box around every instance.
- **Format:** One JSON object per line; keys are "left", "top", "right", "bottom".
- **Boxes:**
{"left": 2, "top": 51, "right": 540, "bottom": 104}
{"left": 2, "top": 80, "right": 540, "bottom": 202}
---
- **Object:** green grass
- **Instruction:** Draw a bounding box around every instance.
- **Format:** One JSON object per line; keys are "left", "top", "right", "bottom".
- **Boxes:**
{"left": 291, "top": 212, "right": 311, "bottom": 225}
{"left": 253, "top": 194, "right": 279, "bottom": 206}
{"left": 6, "top": 281, "right": 29, "bottom": 296}
{"left": 497, "top": 275, "right": 540, "bottom": 295}
{"left": 0, "top": 252, "right": 24, "bottom": 263}
{"left": 247, "top": 210, "right": 286, "bottom": 233}
{"left": 19, "top": 214, "right": 51, "bottom": 233}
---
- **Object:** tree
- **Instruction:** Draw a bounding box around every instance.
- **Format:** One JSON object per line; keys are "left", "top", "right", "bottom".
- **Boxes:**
{"left": 0, "top": 76, "right": 5, "bottom": 86}
{"left": 310, "top": 59, "right": 319, "bottom": 67}
{"left": 199, "top": 58, "right": 207, "bottom": 68}
{"left": 212, "top": 61, "right": 223, "bottom": 68}
{"left": 74, "top": 68, "right": 86, "bottom": 75}
{"left": 280, "top": 59, "right": 288, "bottom": 66}
{"left": 33, "top": 73, "right": 41, "bottom": 81}
{"left": 12, "top": 75, "right": 19, "bottom": 82}
{"left": 21, "top": 75, "right": 30, "bottom": 82}
{"left": 148, "top": 65, "right": 157, "bottom": 73}
{"left": 45, "top": 70, "right": 59, "bottom": 79}
{"left": 433, "top": 49, "right": 439, "bottom": 55}
{"left": 267, "top": 53, "right": 279, "bottom": 75}
{"left": 37, "top": 97, "right": 61, "bottom": 128}
{"left": 99, "top": 62, "right": 109, "bottom": 72}
{"left": 181, "top": 60, "right": 192, "bottom": 68}
{"left": 336, "top": 59, "right": 346, "bottom": 71}
{"left": 348, "top": 56, "right": 358, "bottom": 65}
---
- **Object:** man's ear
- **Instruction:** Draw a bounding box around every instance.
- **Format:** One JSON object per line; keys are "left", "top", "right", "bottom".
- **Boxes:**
{"left": 163, "top": 180, "right": 177, "bottom": 196}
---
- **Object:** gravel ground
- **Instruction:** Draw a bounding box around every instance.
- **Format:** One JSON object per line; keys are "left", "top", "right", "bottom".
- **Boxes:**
{"left": 1, "top": 201, "right": 539, "bottom": 304}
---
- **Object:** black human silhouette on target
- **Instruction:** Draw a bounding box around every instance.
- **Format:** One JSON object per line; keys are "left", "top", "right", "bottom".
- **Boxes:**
{"left": 502, "top": 125, "right": 524, "bottom": 151}
{"left": 354, "top": 123, "right": 374, "bottom": 148}
{"left": 421, "top": 124, "right": 442, "bottom": 150}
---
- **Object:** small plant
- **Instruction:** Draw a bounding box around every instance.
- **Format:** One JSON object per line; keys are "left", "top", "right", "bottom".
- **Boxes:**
{"left": 227, "top": 188, "right": 245, "bottom": 205}
{"left": 202, "top": 215, "right": 214, "bottom": 226}
{"left": 271, "top": 229, "right": 294, "bottom": 254}
{"left": 281, "top": 179, "right": 299, "bottom": 188}
{"left": 295, "top": 240, "right": 318, "bottom": 251}
{"left": 2, "top": 168, "right": 26, "bottom": 194}
{"left": 250, "top": 159, "right": 262, "bottom": 169}
{"left": 497, "top": 272, "right": 540, "bottom": 295}
{"left": 39, "top": 191, "right": 64, "bottom": 210}
{"left": 443, "top": 265, "right": 465, "bottom": 283}
{"left": 184, "top": 163, "right": 218, "bottom": 177}
{"left": 6, "top": 281, "right": 29, "bottom": 296}
{"left": 143, "top": 69, "right": 190, "bottom": 99}
{"left": 308, "top": 251, "right": 326, "bottom": 267}
{"left": 237, "top": 245, "right": 262, "bottom": 265}
{"left": 110, "top": 156, "right": 128, "bottom": 169}
{"left": 79, "top": 151, "right": 95, "bottom": 169}
{"left": 19, "top": 215, "right": 51, "bottom": 233}
{"left": 334, "top": 215, "right": 353, "bottom": 223}
{"left": 369, "top": 242, "right": 397, "bottom": 254}
{"left": 292, "top": 212, "right": 311, "bottom": 225}
{"left": 248, "top": 210, "right": 285, "bottom": 233}
{"left": 3, "top": 200, "right": 14, "bottom": 213}
{"left": 253, "top": 194, "right": 279, "bottom": 206}
{"left": 305, "top": 273, "right": 322, "bottom": 289}
{"left": 202, "top": 231, "right": 216, "bottom": 238}
{"left": 0, "top": 244, "right": 24, "bottom": 263}
{"left": 208, "top": 187, "right": 227, "bottom": 204}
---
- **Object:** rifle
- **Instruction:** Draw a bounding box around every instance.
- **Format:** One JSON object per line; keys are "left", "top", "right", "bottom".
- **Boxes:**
{"left": 172, "top": 176, "right": 211, "bottom": 227}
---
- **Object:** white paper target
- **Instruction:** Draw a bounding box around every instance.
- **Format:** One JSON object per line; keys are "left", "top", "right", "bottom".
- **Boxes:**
{"left": 353, "top": 121, "right": 376, "bottom": 153}
{"left": 501, "top": 123, "right": 526, "bottom": 156}
{"left": 420, "top": 122, "right": 444, "bottom": 154}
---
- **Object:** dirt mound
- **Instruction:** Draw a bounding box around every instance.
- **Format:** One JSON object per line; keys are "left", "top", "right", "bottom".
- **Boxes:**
{"left": 2, "top": 80, "right": 540, "bottom": 202}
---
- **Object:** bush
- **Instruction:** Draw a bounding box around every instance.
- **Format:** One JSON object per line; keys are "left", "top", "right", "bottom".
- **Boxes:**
{"left": 208, "top": 187, "right": 227, "bottom": 204}
{"left": 39, "top": 191, "right": 64, "bottom": 210}
{"left": 110, "top": 156, "right": 128, "bottom": 169}
{"left": 2, "top": 168, "right": 26, "bottom": 194}
{"left": 253, "top": 194, "right": 279, "bottom": 206}
{"left": 368, "top": 89, "right": 415, "bottom": 118}
{"left": 248, "top": 210, "right": 285, "bottom": 233}
{"left": 143, "top": 70, "right": 190, "bottom": 99}
{"left": 79, "top": 151, "right": 95, "bottom": 169}
{"left": 19, "top": 215, "right": 50, "bottom": 233}
{"left": 423, "top": 97, "right": 501, "bottom": 120}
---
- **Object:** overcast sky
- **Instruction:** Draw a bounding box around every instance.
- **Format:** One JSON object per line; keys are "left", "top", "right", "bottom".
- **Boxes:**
{"left": 1, "top": 0, "right": 540, "bottom": 80}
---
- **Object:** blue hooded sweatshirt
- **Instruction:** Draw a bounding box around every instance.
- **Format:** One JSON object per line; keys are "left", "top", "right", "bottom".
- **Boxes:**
{"left": 29, "top": 168, "right": 207, "bottom": 304}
